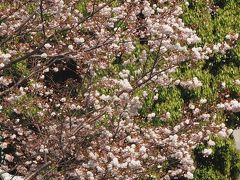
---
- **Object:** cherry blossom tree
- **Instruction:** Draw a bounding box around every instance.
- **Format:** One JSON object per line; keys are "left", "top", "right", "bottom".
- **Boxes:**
{"left": 0, "top": 0, "right": 239, "bottom": 179}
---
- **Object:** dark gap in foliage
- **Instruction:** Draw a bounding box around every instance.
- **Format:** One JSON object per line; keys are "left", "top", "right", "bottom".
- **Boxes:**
{"left": 136, "top": 11, "right": 145, "bottom": 20}
{"left": 44, "top": 58, "right": 82, "bottom": 97}
{"left": 113, "top": 54, "right": 123, "bottom": 65}
{"left": 139, "top": 37, "right": 148, "bottom": 45}
{"left": 213, "top": 0, "right": 227, "bottom": 8}
{"left": 164, "top": 157, "right": 181, "bottom": 171}
{"left": 176, "top": 85, "right": 193, "bottom": 103}
{"left": 2, "top": 144, "right": 16, "bottom": 156}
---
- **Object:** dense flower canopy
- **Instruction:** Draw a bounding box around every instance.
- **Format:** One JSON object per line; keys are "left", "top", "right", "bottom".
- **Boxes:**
{"left": 0, "top": 0, "right": 239, "bottom": 179}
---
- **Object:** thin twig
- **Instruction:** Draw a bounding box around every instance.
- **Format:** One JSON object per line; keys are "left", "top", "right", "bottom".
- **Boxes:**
{"left": 39, "top": 0, "right": 46, "bottom": 39}
{"left": 25, "top": 161, "right": 52, "bottom": 180}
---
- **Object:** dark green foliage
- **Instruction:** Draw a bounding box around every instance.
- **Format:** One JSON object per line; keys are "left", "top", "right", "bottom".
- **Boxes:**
{"left": 202, "top": 50, "right": 240, "bottom": 76}
{"left": 182, "top": 0, "right": 240, "bottom": 43}
{"left": 225, "top": 112, "right": 240, "bottom": 129}
{"left": 194, "top": 167, "right": 225, "bottom": 180}
{"left": 113, "top": 54, "right": 123, "bottom": 65}
{"left": 193, "top": 137, "right": 240, "bottom": 179}
{"left": 181, "top": 0, "right": 240, "bottom": 132}
{"left": 185, "top": 0, "right": 240, "bottom": 176}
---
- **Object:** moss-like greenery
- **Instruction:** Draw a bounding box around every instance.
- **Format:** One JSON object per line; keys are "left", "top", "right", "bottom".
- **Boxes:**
{"left": 139, "top": 86, "right": 184, "bottom": 126}
{"left": 77, "top": 0, "right": 90, "bottom": 17}
{"left": 2, "top": 94, "right": 42, "bottom": 124}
